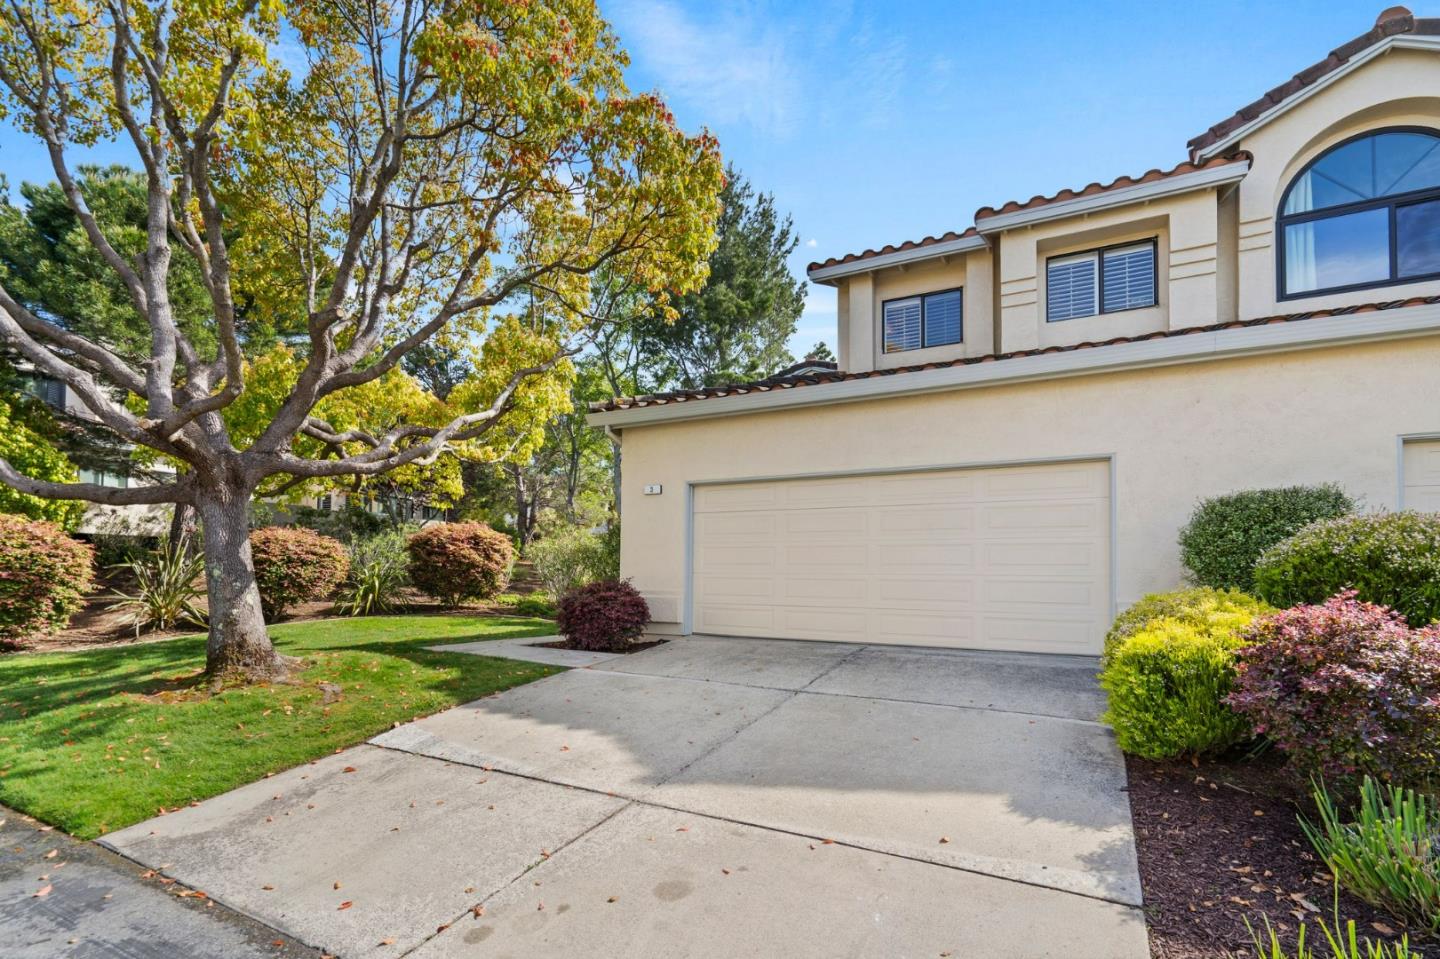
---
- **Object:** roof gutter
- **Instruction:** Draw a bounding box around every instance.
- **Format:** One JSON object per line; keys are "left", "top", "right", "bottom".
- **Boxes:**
{"left": 973, "top": 161, "right": 1251, "bottom": 234}
{"left": 588, "top": 301, "right": 1440, "bottom": 429}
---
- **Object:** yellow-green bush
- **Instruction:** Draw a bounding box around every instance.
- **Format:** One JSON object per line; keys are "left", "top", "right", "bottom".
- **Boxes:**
{"left": 1103, "top": 587, "right": 1272, "bottom": 666}
{"left": 1101, "top": 618, "right": 1254, "bottom": 759}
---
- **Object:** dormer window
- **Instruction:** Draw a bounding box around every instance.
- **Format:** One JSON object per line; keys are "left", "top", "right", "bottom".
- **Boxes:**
{"left": 1279, "top": 128, "right": 1440, "bottom": 298}
{"left": 1046, "top": 240, "right": 1157, "bottom": 322}
{"left": 882, "top": 288, "right": 962, "bottom": 353}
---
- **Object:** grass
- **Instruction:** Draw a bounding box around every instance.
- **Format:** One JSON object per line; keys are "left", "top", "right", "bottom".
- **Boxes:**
{"left": 0, "top": 614, "right": 561, "bottom": 838}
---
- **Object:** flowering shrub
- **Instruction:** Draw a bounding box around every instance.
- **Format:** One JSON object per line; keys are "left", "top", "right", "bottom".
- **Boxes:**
{"left": 556, "top": 580, "right": 650, "bottom": 652}
{"left": 1103, "top": 587, "right": 1271, "bottom": 666}
{"left": 249, "top": 526, "right": 349, "bottom": 621}
{"left": 1101, "top": 618, "right": 1254, "bottom": 759}
{"left": 1253, "top": 512, "right": 1440, "bottom": 627}
{"left": 407, "top": 522, "right": 513, "bottom": 606}
{"left": 0, "top": 514, "right": 94, "bottom": 649}
{"left": 1228, "top": 593, "right": 1440, "bottom": 785}
{"left": 1177, "top": 484, "right": 1355, "bottom": 591}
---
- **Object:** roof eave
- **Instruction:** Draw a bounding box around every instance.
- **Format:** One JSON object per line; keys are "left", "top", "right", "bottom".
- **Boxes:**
{"left": 588, "top": 301, "right": 1440, "bottom": 429}
{"left": 1191, "top": 34, "right": 1440, "bottom": 161}
{"left": 974, "top": 161, "right": 1251, "bottom": 234}
{"left": 806, "top": 234, "right": 989, "bottom": 284}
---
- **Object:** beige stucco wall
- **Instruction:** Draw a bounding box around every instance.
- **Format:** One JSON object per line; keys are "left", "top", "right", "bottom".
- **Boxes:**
{"left": 616, "top": 335, "right": 1440, "bottom": 635}
{"left": 1232, "top": 48, "right": 1440, "bottom": 318}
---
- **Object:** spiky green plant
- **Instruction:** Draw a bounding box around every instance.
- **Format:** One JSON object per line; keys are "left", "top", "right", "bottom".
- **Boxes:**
{"left": 107, "top": 538, "right": 207, "bottom": 636}
{"left": 1302, "top": 777, "right": 1440, "bottom": 936}
{"left": 1249, "top": 911, "right": 1420, "bottom": 959}
{"left": 334, "top": 531, "right": 410, "bottom": 617}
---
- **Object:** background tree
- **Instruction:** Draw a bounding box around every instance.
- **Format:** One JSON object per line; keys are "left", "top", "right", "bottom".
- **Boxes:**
{"left": 640, "top": 165, "right": 806, "bottom": 389}
{"left": 0, "top": 0, "right": 723, "bottom": 681}
{"left": 806, "top": 341, "right": 835, "bottom": 363}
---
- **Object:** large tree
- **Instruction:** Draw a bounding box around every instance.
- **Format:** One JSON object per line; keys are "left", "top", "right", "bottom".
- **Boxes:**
{"left": 641, "top": 166, "right": 805, "bottom": 389}
{"left": 0, "top": 0, "right": 723, "bottom": 681}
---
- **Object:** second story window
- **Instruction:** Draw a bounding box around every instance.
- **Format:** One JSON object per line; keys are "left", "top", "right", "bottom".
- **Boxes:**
{"left": 1279, "top": 128, "right": 1440, "bottom": 298}
{"left": 1046, "top": 241, "right": 1157, "bottom": 322}
{"left": 882, "top": 288, "right": 962, "bottom": 353}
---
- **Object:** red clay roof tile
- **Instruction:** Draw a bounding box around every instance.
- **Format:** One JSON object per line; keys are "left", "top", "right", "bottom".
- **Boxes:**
{"left": 806, "top": 227, "right": 979, "bottom": 273}
{"left": 973, "top": 153, "right": 1251, "bottom": 220}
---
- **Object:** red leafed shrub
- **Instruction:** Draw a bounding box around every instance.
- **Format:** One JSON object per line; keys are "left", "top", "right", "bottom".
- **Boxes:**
{"left": 1228, "top": 592, "right": 1440, "bottom": 786}
{"left": 556, "top": 580, "right": 650, "bottom": 652}
{"left": 0, "top": 513, "right": 94, "bottom": 649}
{"left": 248, "top": 526, "right": 349, "bottom": 621}
{"left": 406, "top": 522, "right": 512, "bottom": 606}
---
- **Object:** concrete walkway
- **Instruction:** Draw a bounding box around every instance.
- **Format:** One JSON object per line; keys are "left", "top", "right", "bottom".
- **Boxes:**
{"left": 101, "top": 636, "right": 1148, "bottom": 958}
{"left": 1, "top": 807, "right": 322, "bottom": 959}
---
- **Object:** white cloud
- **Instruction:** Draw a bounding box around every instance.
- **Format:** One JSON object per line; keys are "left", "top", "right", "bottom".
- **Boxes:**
{"left": 805, "top": 238, "right": 818, "bottom": 248}
{"left": 610, "top": 0, "right": 910, "bottom": 137}
{"left": 608, "top": 0, "right": 802, "bottom": 135}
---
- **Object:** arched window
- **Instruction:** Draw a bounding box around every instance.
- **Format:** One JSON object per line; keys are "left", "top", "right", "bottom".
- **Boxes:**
{"left": 1279, "top": 128, "right": 1440, "bottom": 298}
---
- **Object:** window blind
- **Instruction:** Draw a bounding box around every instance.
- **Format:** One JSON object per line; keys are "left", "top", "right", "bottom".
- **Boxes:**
{"left": 922, "top": 290, "right": 962, "bottom": 347}
{"left": 1101, "top": 244, "right": 1156, "bottom": 313}
{"left": 883, "top": 297, "right": 922, "bottom": 352}
{"left": 1047, "top": 255, "right": 1098, "bottom": 322}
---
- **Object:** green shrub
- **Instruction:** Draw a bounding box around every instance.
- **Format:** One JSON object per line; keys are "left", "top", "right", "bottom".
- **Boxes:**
{"left": 335, "top": 530, "right": 410, "bottom": 617}
{"left": 1253, "top": 512, "right": 1440, "bottom": 627}
{"left": 1302, "top": 777, "right": 1440, "bottom": 938}
{"left": 107, "top": 538, "right": 206, "bottom": 635}
{"left": 1100, "top": 618, "right": 1253, "bottom": 759}
{"left": 515, "top": 593, "right": 557, "bottom": 618}
{"left": 1104, "top": 587, "right": 1272, "bottom": 665}
{"left": 248, "top": 526, "right": 349, "bottom": 621}
{"left": 529, "top": 527, "right": 615, "bottom": 599}
{"left": 0, "top": 514, "right": 94, "bottom": 649}
{"left": 407, "top": 522, "right": 513, "bottom": 606}
{"left": 1178, "top": 485, "right": 1355, "bottom": 591}
{"left": 491, "top": 592, "right": 522, "bottom": 608}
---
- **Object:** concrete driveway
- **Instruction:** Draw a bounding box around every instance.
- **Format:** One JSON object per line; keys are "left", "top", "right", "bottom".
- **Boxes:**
{"left": 102, "top": 636, "right": 1147, "bottom": 958}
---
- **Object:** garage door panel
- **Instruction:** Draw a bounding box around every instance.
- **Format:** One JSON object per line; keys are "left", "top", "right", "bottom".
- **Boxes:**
{"left": 691, "top": 461, "right": 1110, "bottom": 654}
{"left": 983, "top": 501, "right": 1103, "bottom": 532}
{"left": 984, "top": 579, "right": 1100, "bottom": 607}
{"left": 871, "top": 506, "right": 976, "bottom": 537}
{"left": 985, "top": 541, "right": 1099, "bottom": 571}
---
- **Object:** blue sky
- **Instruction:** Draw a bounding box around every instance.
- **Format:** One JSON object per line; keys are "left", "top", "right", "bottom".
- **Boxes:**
{"left": 0, "top": 1, "right": 1411, "bottom": 358}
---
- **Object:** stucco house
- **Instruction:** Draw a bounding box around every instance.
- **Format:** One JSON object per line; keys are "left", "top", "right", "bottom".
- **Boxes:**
{"left": 589, "top": 7, "right": 1440, "bottom": 657}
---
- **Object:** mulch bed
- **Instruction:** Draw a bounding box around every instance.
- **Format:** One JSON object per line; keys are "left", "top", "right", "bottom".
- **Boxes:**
{"left": 534, "top": 638, "right": 668, "bottom": 654}
{"left": 1128, "top": 753, "right": 1436, "bottom": 958}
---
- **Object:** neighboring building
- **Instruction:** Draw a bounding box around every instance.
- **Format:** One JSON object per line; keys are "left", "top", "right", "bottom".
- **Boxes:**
{"left": 589, "top": 7, "right": 1440, "bottom": 655}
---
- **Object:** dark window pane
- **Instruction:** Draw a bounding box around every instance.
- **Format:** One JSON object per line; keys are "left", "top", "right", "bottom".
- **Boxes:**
{"left": 1398, "top": 199, "right": 1440, "bottom": 277}
{"left": 1283, "top": 207, "right": 1390, "bottom": 294}
{"left": 1284, "top": 131, "right": 1440, "bottom": 214}
{"left": 922, "top": 290, "right": 962, "bottom": 347}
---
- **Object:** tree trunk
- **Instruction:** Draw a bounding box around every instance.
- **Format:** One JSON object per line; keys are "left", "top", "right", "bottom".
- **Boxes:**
{"left": 195, "top": 487, "right": 289, "bottom": 683}
{"left": 167, "top": 501, "right": 197, "bottom": 558}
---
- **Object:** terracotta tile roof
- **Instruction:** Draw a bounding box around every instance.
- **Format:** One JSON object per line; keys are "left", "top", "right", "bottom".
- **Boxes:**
{"left": 973, "top": 153, "right": 1251, "bottom": 221}
{"left": 590, "top": 295, "right": 1440, "bottom": 414}
{"left": 806, "top": 227, "right": 979, "bottom": 273}
{"left": 1188, "top": 7, "right": 1440, "bottom": 158}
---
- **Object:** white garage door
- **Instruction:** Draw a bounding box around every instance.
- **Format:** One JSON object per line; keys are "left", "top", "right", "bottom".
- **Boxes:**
{"left": 1403, "top": 439, "right": 1440, "bottom": 511}
{"left": 690, "top": 460, "right": 1112, "bottom": 655}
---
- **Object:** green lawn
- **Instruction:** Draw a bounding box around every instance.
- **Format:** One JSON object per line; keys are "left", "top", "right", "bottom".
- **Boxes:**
{"left": 0, "top": 615, "right": 561, "bottom": 839}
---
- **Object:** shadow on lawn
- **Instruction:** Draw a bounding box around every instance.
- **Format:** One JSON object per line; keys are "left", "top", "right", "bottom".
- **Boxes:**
{"left": 0, "top": 616, "right": 558, "bottom": 726}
